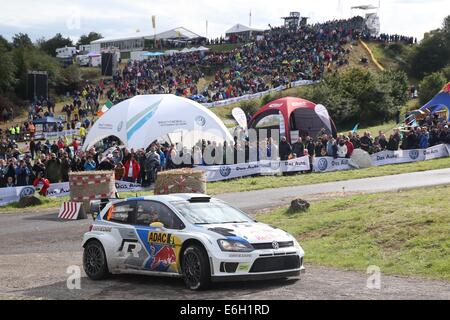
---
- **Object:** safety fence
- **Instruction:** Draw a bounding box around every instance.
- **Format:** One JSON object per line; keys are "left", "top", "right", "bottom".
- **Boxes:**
{"left": 201, "top": 80, "right": 317, "bottom": 108}
{"left": 1, "top": 144, "right": 448, "bottom": 206}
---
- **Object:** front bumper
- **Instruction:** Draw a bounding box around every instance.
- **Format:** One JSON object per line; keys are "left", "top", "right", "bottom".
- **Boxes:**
{"left": 208, "top": 246, "right": 305, "bottom": 280}
{"left": 212, "top": 269, "right": 303, "bottom": 282}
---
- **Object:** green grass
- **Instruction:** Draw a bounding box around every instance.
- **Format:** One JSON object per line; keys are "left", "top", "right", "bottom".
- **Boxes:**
{"left": 257, "top": 185, "right": 450, "bottom": 280}
{"left": 207, "top": 156, "right": 450, "bottom": 195}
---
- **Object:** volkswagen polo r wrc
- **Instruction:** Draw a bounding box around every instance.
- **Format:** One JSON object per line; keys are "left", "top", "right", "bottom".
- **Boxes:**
{"left": 82, "top": 194, "right": 305, "bottom": 290}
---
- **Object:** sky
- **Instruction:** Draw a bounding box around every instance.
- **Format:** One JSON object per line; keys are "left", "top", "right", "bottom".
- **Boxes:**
{"left": 0, "top": 0, "right": 447, "bottom": 43}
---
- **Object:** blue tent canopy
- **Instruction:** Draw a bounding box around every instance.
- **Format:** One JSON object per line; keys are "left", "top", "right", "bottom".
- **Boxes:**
{"left": 420, "top": 82, "right": 450, "bottom": 121}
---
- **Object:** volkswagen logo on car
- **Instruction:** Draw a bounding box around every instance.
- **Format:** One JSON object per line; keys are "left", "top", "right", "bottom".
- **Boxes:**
{"left": 272, "top": 241, "right": 279, "bottom": 250}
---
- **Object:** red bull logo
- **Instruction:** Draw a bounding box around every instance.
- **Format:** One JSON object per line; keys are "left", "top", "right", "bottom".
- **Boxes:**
{"left": 150, "top": 246, "right": 177, "bottom": 270}
{"left": 147, "top": 232, "right": 181, "bottom": 272}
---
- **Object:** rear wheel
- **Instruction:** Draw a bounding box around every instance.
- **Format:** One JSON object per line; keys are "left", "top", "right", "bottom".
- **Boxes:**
{"left": 182, "top": 245, "right": 211, "bottom": 290}
{"left": 83, "top": 240, "right": 109, "bottom": 280}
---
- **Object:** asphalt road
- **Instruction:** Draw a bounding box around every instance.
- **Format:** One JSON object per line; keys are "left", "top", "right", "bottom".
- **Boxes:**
{"left": 1, "top": 168, "right": 449, "bottom": 300}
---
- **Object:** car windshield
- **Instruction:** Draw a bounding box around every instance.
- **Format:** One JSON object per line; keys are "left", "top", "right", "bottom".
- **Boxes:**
{"left": 171, "top": 200, "right": 253, "bottom": 225}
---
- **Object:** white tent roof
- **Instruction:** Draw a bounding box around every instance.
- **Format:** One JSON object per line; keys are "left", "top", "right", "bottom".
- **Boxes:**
{"left": 150, "top": 27, "right": 204, "bottom": 40}
{"left": 225, "top": 24, "right": 264, "bottom": 34}
{"left": 83, "top": 95, "right": 233, "bottom": 151}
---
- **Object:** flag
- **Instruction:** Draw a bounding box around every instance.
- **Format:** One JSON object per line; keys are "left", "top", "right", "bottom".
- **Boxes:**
{"left": 97, "top": 100, "right": 113, "bottom": 117}
{"left": 352, "top": 123, "right": 359, "bottom": 133}
{"left": 152, "top": 15, "right": 156, "bottom": 29}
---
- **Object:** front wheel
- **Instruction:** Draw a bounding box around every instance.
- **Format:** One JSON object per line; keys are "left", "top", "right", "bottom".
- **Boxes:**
{"left": 83, "top": 240, "right": 109, "bottom": 280}
{"left": 182, "top": 245, "right": 211, "bottom": 290}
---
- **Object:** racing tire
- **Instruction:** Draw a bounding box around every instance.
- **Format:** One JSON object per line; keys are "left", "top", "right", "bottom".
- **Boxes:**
{"left": 83, "top": 240, "right": 109, "bottom": 280}
{"left": 182, "top": 244, "right": 211, "bottom": 290}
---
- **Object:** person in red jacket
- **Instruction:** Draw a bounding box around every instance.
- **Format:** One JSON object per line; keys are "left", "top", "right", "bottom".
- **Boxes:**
{"left": 345, "top": 136, "right": 355, "bottom": 158}
{"left": 33, "top": 172, "right": 51, "bottom": 196}
{"left": 123, "top": 153, "right": 140, "bottom": 183}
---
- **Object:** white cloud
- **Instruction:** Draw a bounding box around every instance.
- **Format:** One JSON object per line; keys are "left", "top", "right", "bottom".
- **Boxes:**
{"left": 0, "top": 0, "right": 445, "bottom": 42}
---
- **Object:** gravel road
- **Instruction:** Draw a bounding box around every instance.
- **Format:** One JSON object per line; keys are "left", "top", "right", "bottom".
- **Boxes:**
{"left": 1, "top": 169, "right": 449, "bottom": 300}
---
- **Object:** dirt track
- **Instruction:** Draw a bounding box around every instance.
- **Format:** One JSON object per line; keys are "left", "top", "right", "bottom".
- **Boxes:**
{"left": 1, "top": 170, "right": 450, "bottom": 300}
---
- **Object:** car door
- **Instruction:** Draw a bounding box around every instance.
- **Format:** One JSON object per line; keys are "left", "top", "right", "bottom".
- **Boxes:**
{"left": 103, "top": 201, "right": 145, "bottom": 271}
{"left": 134, "top": 200, "right": 185, "bottom": 274}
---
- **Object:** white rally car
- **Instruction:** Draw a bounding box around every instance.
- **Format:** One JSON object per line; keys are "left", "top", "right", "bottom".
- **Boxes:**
{"left": 82, "top": 194, "right": 305, "bottom": 290}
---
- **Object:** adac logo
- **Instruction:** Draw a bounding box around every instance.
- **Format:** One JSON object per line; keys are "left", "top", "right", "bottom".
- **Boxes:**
{"left": 195, "top": 116, "right": 206, "bottom": 127}
{"left": 148, "top": 232, "right": 175, "bottom": 245}
{"left": 409, "top": 150, "right": 419, "bottom": 160}
{"left": 219, "top": 165, "right": 231, "bottom": 177}
{"left": 19, "top": 186, "right": 35, "bottom": 198}
{"left": 317, "top": 158, "right": 328, "bottom": 171}
{"left": 117, "top": 121, "right": 124, "bottom": 132}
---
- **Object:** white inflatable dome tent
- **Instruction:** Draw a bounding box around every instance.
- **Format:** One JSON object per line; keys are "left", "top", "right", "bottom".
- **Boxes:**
{"left": 83, "top": 94, "right": 233, "bottom": 151}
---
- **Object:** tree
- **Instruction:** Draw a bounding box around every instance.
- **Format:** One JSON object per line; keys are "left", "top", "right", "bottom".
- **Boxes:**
{"left": 303, "top": 68, "right": 409, "bottom": 127}
{"left": 12, "top": 33, "right": 33, "bottom": 49}
{"left": 77, "top": 32, "right": 103, "bottom": 46}
{"left": 58, "top": 64, "right": 82, "bottom": 93}
{"left": 0, "top": 35, "right": 11, "bottom": 51}
{"left": 0, "top": 43, "right": 16, "bottom": 93}
{"left": 407, "top": 15, "right": 450, "bottom": 79}
{"left": 39, "top": 33, "right": 74, "bottom": 57}
{"left": 418, "top": 72, "right": 447, "bottom": 105}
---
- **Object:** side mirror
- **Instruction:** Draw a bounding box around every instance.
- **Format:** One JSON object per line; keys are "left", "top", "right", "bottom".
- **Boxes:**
{"left": 150, "top": 222, "right": 164, "bottom": 229}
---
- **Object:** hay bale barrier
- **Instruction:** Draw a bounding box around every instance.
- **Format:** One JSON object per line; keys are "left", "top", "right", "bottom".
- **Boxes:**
{"left": 69, "top": 171, "right": 117, "bottom": 213}
{"left": 155, "top": 168, "right": 206, "bottom": 195}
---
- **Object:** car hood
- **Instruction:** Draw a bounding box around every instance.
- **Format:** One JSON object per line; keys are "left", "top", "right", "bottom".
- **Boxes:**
{"left": 199, "top": 222, "right": 293, "bottom": 243}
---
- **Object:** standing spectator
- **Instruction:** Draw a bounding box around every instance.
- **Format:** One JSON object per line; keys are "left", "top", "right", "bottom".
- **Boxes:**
{"left": 45, "top": 153, "right": 62, "bottom": 183}
{"left": 114, "top": 162, "right": 125, "bottom": 180}
{"left": 418, "top": 127, "right": 429, "bottom": 149}
{"left": 123, "top": 153, "right": 140, "bottom": 183}
{"left": 83, "top": 155, "right": 97, "bottom": 171}
{"left": 292, "top": 137, "right": 305, "bottom": 158}
{"left": 0, "top": 159, "right": 7, "bottom": 187}
{"left": 60, "top": 152, "right": 71, "bottom": 182}
{"left": 29, "top": 139, "right": 36, "bottom": 160}
{"left": 279, "top": 136, "right": 292, "bottom": 160}
{"left": 360, "top": 131, "right": 373, "bottom": 153}
{"left": 145, "top": 147, "right": 160, "bottom": 186}
{"left": 15, "top": 160, "right": 31, "bottom": 187}
{"left": 336, "top": 139, "right": 348, "bottom": 158}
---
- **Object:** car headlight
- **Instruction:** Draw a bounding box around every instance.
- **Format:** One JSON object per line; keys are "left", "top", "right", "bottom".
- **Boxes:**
{"left": 293, "top": 238, "right": 302, "bottom": 249}
{"left": 217, "top": 239, "right": 254, "bottom": 252}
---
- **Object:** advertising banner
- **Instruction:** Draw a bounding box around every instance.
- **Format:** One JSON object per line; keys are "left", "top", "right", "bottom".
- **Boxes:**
{"left": 197, "top": 156, "right": 310, "bottom": 182}
{"left": 313, "top": 157, "right": 352, "bottom": 172}
{"left": 0, "top": 180, "right": 145, "bottom": 206}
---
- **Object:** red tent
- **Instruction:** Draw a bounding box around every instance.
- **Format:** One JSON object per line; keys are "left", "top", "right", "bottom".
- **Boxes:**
{"left": 249, "top": 97, "right": 337, "bottom": 142}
